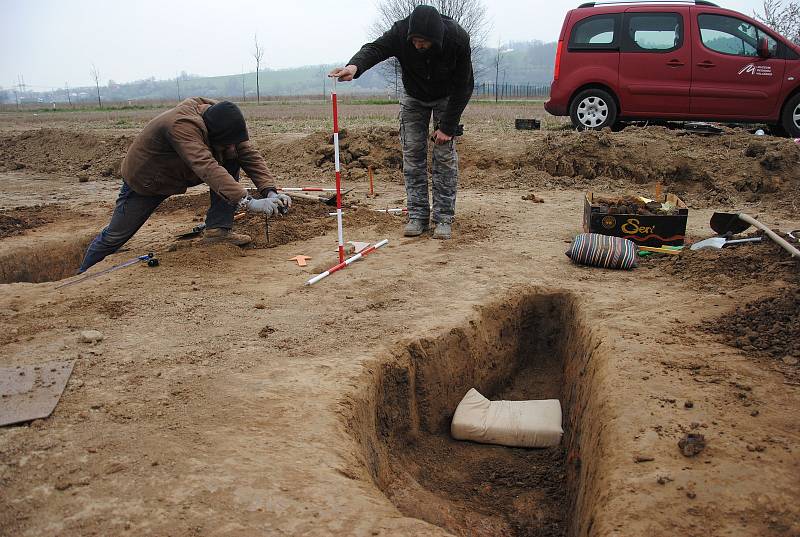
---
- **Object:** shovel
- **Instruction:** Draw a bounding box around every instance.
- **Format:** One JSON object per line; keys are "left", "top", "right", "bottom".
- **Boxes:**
{"left": 690, "top": 236, "right": 762, "bottom": 251}
{"left": 711, "top": 212, "right": 800, "bottom": 259}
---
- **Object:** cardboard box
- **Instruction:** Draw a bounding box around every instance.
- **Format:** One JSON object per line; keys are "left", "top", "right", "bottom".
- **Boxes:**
{"left": 583, "top": 192, "right": 688, "bottom": 247}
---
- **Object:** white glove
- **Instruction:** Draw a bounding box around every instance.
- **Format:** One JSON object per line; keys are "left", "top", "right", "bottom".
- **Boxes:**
{"left": 241, "top": 196, "right": 278, "bottom": 216}
{"left": 267, "top": 191, "right": 292, "bottom": 211}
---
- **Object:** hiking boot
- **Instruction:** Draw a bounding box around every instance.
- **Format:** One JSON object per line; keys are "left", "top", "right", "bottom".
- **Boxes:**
{"left": 433, "top": 222, "right": 452, "bottom": 240}
{"left": 403, "top": 219, "right": 430, "bottom": 237}
{"left": 201, "top": 228, "right": 252, "bottom": 246}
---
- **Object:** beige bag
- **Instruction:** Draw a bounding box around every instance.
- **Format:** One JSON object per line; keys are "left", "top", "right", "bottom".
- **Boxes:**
{"left": 451, "top": 388, "right": 563, "bottom": 448}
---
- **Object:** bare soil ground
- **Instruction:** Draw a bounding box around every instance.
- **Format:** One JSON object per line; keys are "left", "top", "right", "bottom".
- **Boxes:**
{"left": 0, "top": 102, "right": 798, "bottom": 537}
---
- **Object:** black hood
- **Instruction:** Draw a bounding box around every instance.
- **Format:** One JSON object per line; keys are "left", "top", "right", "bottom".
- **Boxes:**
{"left": 202, "top": 101, "right": 249, "bottom": 145}
{"left": 407, "top": 5, "right": 445, "bottom": 50}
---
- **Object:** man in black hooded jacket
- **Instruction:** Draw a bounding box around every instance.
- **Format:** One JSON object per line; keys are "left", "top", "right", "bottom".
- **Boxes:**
{"left": 330, "top": 5, "right": 473, "bottom": 240}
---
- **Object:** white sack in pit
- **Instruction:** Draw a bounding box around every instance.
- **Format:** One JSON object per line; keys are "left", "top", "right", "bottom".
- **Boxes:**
{"left": 450, "top": 388, "right": 563, "bottom": 448}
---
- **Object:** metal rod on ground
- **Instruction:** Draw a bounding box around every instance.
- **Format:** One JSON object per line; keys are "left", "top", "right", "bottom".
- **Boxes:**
{"left": 332, "top": 78, "right": 345, "bottom": 263}
{"left": 368, "top": 166, "right": 374, "bottom": 196}
{"left": 305, "top": 239, "right": 389, "bottom": 286}
{"left": 55, "top": 253, "right": 154, "bottom": 289}
{"left": 265, "top": 214, "right": 269, "bottom": 246}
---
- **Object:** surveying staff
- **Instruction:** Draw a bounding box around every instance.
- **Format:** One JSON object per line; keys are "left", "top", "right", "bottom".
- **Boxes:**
{"left": 330, "top": 4, "right": 473, "bottom": 240}
{"left": 78, "top": 98, "right": 291, "bottom": 273}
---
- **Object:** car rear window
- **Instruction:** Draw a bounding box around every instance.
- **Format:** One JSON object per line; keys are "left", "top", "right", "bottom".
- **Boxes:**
{"left": 623, "top": 12, "right": 683, "bottom": 52}
{"left": 569, "top": 14, "right": 621, "bottom": 50}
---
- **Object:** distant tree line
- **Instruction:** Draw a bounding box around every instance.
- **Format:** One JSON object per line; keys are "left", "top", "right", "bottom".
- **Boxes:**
{"left": 0, "top": 40, "right": 556, "bottom": 106}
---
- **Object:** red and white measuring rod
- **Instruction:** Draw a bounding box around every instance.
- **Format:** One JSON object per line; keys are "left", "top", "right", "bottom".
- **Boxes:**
{"left": 278, "top": 187, "right": 338, "bottom": 192}
{"left": 305, "top": 239, "right": 389, "bottom": 286}
{"left": 332, "top": 79, "right": 345, "bottom": 263}
{"left": 327, "top": 208, "right": 407, "bottom": 216}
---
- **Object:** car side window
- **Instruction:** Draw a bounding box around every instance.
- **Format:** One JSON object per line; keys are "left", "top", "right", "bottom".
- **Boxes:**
{"left": 569, "top": 14, "right": 621, "bottom": 50}
{"left": 698, "top": 14, "right": 778, "bottom": 57}
{"left": 623, "top": 12, "right": 683, "bottom": 52}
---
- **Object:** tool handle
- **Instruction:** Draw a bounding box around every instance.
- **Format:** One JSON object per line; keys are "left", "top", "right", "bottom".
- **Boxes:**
{"left": 738, "top": 213, "right": 800, "bottom": 259}
{"left": 726, "top": 237, "right": 762, "bottom": 245}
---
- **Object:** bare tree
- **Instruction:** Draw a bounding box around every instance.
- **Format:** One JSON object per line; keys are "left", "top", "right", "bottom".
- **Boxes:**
{"left": 65, "top": 82, "right": 72, "bottom": 107}
{"left": 90, "top": 63, "right": 102, "bottom": 107}
{"left": 493, "top": 39, "right": 503, "bottom": 102}
{"left": 176, "top": 73, "right": 181, "bottom": 101}
{"left": 252, "top": 34, "right": 264, "bottom": 103}
{"left": 371, "top": 0, "right": 490, "bottom": 93}
{"left": 754, "top": 0, "right": 800, "bottom": 43}
{"left": 241, "top": 65, "right": 246, "bottom": 101}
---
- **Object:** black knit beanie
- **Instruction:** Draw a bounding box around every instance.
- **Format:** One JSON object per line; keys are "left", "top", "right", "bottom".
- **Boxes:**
{"left": 202, "top": 101, "right": 249, "bottom": 145}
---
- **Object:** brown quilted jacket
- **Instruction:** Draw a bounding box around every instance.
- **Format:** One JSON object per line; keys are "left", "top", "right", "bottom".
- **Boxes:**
{"left": 122, "top": 97, "right": 275, "bottom": 203}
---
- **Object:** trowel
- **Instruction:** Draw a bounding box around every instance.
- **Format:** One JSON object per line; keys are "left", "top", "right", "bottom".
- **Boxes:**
{"left": 690, "top": 236, "right": 762, "bottom": 251}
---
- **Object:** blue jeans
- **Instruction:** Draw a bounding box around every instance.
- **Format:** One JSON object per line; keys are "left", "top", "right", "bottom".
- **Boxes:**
{"left": 79, "top": 162, "right": 241, "bottom": 273}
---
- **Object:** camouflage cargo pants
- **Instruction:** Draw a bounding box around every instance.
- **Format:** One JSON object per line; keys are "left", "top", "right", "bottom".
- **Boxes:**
{"left": 399, "top": 93, "right": 459, "bottom": 224}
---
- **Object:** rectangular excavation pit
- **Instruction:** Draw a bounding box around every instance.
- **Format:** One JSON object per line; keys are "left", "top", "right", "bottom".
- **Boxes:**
{"left": 346, "top": 291, "right": 606, "bottom": 537}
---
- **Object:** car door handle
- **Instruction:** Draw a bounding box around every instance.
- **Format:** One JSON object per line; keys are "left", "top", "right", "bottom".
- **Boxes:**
{"left": 666, "top": 59, "right": 685, "bottom": 67}
{"left": 697, "top": 61, "right": 716, "bottom": 68}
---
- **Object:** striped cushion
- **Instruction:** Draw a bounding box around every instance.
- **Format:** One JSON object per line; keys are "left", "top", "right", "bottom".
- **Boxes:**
{"left": 565, "top": 233, "right": 638, "bottom": 270}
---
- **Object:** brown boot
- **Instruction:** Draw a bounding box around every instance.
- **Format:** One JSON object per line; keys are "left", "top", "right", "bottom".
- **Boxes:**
{"left": 201, "top": 228, "right": 252, "bottom": 246}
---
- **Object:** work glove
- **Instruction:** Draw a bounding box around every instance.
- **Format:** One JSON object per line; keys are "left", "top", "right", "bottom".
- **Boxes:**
{"left": 267, "top": 191, "right": 292, "bottom": 212}
{"left": 240, "top": 195, "right": 279, "bottom": 217}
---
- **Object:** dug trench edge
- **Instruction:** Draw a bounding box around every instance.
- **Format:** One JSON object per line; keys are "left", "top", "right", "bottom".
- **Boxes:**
{"left": 341, "top": 288, "right": 615, "bottom": 536}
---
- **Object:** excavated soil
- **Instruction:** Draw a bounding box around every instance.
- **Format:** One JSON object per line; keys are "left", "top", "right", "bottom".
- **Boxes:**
{"left": 0, "top": 108, "right": 798, "bottom": 537}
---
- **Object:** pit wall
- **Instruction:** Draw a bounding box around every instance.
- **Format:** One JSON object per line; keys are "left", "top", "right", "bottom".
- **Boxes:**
{"left": 0, "top": 235, "right": 93, "bottom": 284}
{"left": 344, "top": 289, "right": 613, "bottom": 537}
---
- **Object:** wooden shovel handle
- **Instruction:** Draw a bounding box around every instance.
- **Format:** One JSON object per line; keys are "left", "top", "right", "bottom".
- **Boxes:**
{"left": 738, "top": 213, "right": 800, "bottom": 259}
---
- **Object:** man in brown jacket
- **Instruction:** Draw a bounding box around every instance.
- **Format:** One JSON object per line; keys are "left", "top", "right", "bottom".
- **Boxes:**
{"left": 78, "top": 97, "right": 290, "bottom": 272}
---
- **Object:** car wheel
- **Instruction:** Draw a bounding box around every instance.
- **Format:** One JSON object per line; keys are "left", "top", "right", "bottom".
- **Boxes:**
{"left": 780, "top": 93, "right": 800, "bottom": 138}
{"left": 570, "top": 89, "right": 618, "bottom": 130}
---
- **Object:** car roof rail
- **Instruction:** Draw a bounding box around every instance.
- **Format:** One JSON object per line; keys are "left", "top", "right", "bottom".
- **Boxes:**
{"left": 578, "top": 1, "right": 718, "bottom": 7}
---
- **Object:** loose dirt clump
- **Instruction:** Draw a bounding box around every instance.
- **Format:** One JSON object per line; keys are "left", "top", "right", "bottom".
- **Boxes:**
{"left": 701, "top": 288, "right": 800, "bottom": 368}
{"left": 0, "top": 128, "right": 131, "bottom": 179}
{"left": 0, "top": 205, "right": 55, "bottom": 238}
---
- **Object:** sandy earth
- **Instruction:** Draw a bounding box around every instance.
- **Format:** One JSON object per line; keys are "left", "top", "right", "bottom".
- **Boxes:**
{"left": 0, "top": 103, "right": 798, "bottom": 537}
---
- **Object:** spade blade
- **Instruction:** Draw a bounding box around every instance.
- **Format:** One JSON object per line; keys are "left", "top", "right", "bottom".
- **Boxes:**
{"left": 710, "top": 212, "right": 751, "bottom": 236}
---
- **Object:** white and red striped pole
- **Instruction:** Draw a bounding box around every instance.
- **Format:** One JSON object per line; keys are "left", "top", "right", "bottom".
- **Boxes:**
{"left": 278, "top": 187, "right": 338, "bottom": 192}
{"left": 332, "top": 79, "right": 345, "bottom": 263}
{"left": 305, "top": 239, "right": 389, "bottom": 286}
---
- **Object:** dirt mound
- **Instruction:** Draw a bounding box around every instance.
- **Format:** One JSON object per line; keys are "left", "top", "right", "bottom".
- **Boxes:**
{"left": 507, "top": 127, "right": 800, "bottom": 208}
{"left": 702, "top": 288, "right": 800, "bottom": 364}
{"left": 261, "top": 127, "right": 403, "bottom": 177}
{"left": 644, "top": 233, "right": 799, "bottom": 292}
{"left": 0, "top": 128, "right": 131, "bottom": 179}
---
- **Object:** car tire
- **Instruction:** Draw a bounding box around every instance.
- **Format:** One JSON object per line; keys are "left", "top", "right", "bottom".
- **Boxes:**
{"left": 780, "top": 93, "right": 800, "bottom": 138}
{"left": 570, "top": 89, "right": 618, "bottom": 131}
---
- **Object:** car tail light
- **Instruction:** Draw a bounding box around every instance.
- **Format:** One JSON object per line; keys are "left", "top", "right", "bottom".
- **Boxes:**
{"left": 554, "top": 40, "right": 563, "bottom": 81}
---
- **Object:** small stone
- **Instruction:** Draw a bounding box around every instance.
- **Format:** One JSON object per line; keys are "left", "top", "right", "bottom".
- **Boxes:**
{"left": 678, "top": 433, "right": 706, "bottom": 457}
{"left": 79, "top": 330, "right": 104, "bottom": 344}
{"left": 750, "top": 410, "right": 760, "bottom": 417}
{"left": 656, "top": 475, "right": 673, "bottom": 485}
{"left": 782, "top": 356, "right": 798, "bottom": 366}
{"left": 686, "top": 491, "right": 696, "bottom": 499}
{"left": 634, "top": 455, "right": 655, "bottom": 463}
{"left": 254, "top": 303, "right": 266, "bottom": 310}
{"left": 684, "top": 400, "right": 694, "bottom": 409}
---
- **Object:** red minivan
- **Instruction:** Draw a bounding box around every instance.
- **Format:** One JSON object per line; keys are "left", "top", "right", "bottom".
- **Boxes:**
{"left": 544, "top": 0, "right": 800, "bottom": 136}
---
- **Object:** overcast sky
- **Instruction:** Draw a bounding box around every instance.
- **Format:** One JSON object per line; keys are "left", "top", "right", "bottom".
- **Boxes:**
{"left": 1, "top": 0, "right": 773, "bottom": 90}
